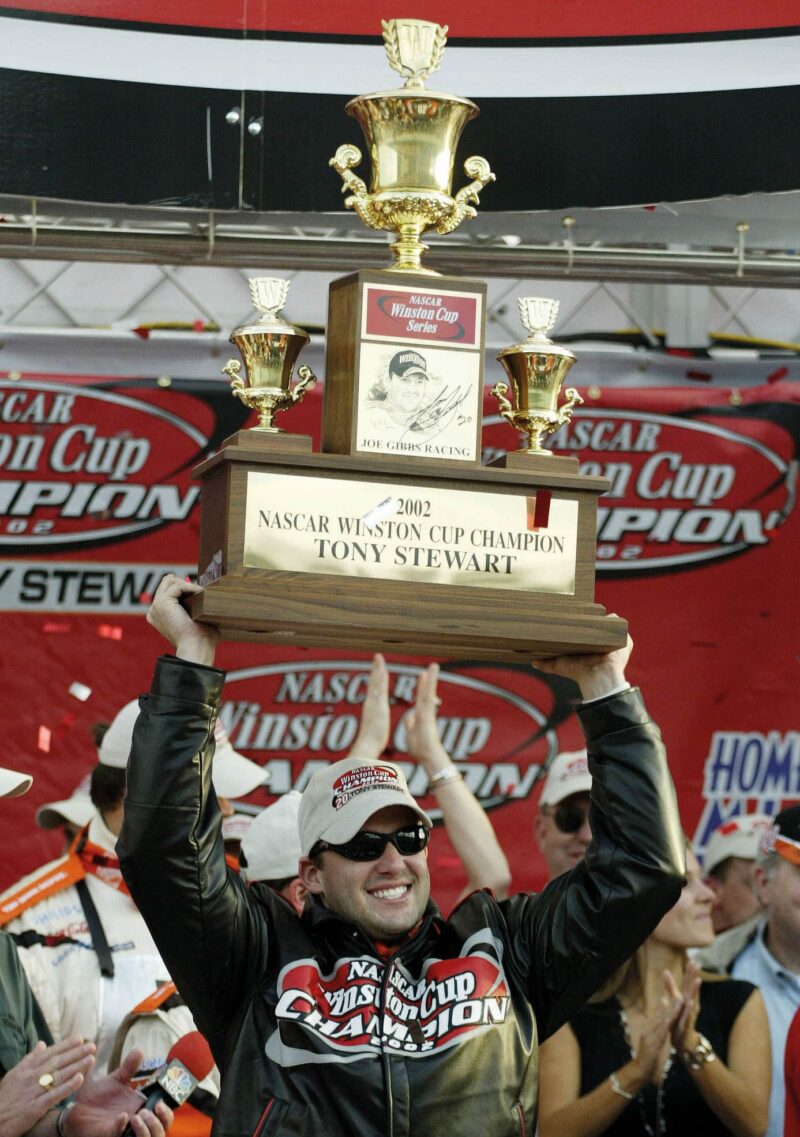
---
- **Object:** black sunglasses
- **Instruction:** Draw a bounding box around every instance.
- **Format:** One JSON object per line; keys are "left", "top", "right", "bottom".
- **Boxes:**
{"left": 310, "top": 824, "right": 430, "bottom": 862}
{"left": 549, "top": 800, "right": 591, "bottom": 834}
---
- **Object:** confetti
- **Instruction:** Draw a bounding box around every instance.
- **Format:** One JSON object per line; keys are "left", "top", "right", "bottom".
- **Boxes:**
{"left": 97, "top": 624, "right": 123, "bottom": 640}
{"left": 38, "top": 726, "right": 51, "bottom": 753}
{"left": 42, "top": 621, "right": 72, "bottom": 634}
{"left": 68, "top": 682, "right": 92, "bottom": 702}
{"left": 362, "top": 497, "right": 401, "bottom": 529}
{"left": 138, "top": 592, "right": 153, "bottom": 605}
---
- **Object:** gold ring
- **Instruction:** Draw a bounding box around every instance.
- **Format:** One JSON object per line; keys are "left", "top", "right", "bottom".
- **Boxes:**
{"left": 38, "top": 1073, "right": 55, "bottom": 1090}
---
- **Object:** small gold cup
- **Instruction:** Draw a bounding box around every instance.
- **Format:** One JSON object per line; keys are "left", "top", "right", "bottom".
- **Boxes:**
{"left": 329, "top": 19, "right": 494, "bottom": 274}
{"left": 491, "top": 298, "right": 583, "bottom": 455}
{"left": 223, "top": 278, "right": 317, "bottom": 432}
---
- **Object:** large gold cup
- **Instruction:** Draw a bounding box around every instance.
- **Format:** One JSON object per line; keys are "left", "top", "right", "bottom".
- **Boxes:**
{"left": 223, "top": 278, "right": 316, "bottom": 432}
{"left": 330, "top": 19, "right": 494, "bottom": 275}
{"left": 491, "top": 298, "right": 584, "bottom": 455}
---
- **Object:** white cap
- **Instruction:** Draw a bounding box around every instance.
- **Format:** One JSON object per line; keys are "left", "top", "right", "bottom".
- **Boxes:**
{"left": 540, "top": 749, "right": 592, "bottom": 808}
{"left": 99, "top": 701, "right": 139, "bottom": 769}
{"left": 241, "top": 792, "right": 303, "bottom": 882}
{"left": 99, "top": 700, "right": 268, "bottom": 799}
{"left": 298, "top": 758, "right": 431, "bottom": 857}
{"left": 704, "top": 814, "right": 772, "bottom": 876}
{"left": 212, "top": 719, "right": 269, "bottom": 800}
{"left": 37, "top": 773, "right": 94, "bottom": 831}
{"left": 0, "top": 766, "right": 32, "bottom": 798}
{"left": 221, "top": 812, "right": 254, "bottom": 845}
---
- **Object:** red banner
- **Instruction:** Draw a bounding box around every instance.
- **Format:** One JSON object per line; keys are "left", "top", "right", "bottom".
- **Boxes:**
{"left": 2, "top": 374, "right": 798, "bottom": 914}
{"left": 0, "top": 0, "right": 794, "bottom": 37}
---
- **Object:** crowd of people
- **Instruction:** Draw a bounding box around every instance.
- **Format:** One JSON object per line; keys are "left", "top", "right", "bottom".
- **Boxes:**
{"left": 0, "top": 572, "right": 795, "bottom": 1136}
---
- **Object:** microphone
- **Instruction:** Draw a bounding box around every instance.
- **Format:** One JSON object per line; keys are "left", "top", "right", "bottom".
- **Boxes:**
{"left": 122, "top": 1031, "right": 214, "bottom": 1135}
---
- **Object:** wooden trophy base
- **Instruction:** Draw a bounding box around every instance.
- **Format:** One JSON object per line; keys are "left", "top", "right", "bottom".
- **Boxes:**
{"left": 190, "top": 437, "right": 627, "bottom": 661}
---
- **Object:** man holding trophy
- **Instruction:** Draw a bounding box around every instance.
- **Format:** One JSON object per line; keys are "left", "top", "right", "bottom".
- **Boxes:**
{"left": 118, "top": 19, "right": 686, "bottom": 1135}
{"left": 118, "top": 575, "right": 684, "bottom": 1137}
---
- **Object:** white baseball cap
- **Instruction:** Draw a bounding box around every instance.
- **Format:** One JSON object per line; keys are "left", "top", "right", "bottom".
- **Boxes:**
{"left": 0, "top": 765, "right": 32, "bottom": 798}
{"left": 241, "top": 792, "right": 303, "bottom": 882}
{"left": 99, "top": 701, "right": 139, "bottom": 769}
{"left": 37, "top": 773, "right": 94, "bottom": 831}
{"left": 100, "top": 700, "right": 269, "bottom": 799}
{"left": 298, "top": 758, "right": 431, "bottom": 857}
{"left": 704, "top": 813, "right": 772, "bottom": 876}
{"left": 221, "top": 812, "right": 254, "bottom": 845}
{"left": 540, "top": 749, "right": 592, "bottom": 808}
{"left": 212, "top": 719, "right": 269, "bottom": 800}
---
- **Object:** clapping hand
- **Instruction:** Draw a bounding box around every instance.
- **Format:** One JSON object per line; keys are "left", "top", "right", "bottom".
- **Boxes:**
{"left": 349, "top": 654, "right": 391, "bottom": 761}
{"left": 64, "top": 1048, "right": 173, "bottom": 1137}
{"left": 0, "top": 1038, "right": 95, "bottom": 1137}
{"left": 664, "top": 962, "right": 702, "bottom": 1055}
{"left": 629, "top": 992, "right": 684, "bottom": 1085}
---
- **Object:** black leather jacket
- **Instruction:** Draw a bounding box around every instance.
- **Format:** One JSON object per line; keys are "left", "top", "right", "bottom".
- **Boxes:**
{"left": 118, "top": 656, "right": 684, "bottom": 1137}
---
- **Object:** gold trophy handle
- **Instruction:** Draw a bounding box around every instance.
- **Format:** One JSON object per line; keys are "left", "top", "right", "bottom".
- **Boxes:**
{"left": 223, "top": 359, "right": 248, "bottom": 400}
{"left": 438, "top": 156, "right": 496, "bottom": 235}
{"left": 556, "top": 386, "right": 584, "bottom": 427}
{"left": 490, "top": 381, "right": 516, "bottom": 427}
{"left": 290, "top": 364, "right": 317, "bottom": 404}
{"left": 329, "top": 144, "right": 368, "bottom": 199}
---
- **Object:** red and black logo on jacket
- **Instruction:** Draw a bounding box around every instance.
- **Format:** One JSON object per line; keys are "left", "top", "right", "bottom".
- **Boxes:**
{"left": 273, "top": 944, "right": 510, "bottom": 1056}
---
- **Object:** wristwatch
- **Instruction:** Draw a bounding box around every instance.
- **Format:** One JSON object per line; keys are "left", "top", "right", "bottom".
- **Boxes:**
{"left": 682, "top": 1032, "right": 716, "bottom": 1070}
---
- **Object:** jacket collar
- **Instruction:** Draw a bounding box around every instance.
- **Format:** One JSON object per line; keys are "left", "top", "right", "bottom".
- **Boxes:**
{"left": 301, "top": 894, "right": 443, "bottom": 959}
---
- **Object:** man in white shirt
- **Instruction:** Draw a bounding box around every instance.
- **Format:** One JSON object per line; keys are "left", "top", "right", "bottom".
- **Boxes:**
{"left": 731, "top": 806, "right": 800, "bottom": 1137}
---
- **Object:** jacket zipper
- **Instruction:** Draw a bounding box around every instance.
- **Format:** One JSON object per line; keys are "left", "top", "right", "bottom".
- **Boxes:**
{"left": 252, "top": 1097, "right": 274, "bottom": 1137}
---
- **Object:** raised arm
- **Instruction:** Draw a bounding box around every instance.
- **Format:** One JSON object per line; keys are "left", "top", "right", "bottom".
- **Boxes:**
{"left": 348, "top": 655, "right": 511, "bottom": 899}
{"left": 502, "top": 630, "right": 686, "bottom": 1038}
{"left": 117, "top": 574, "right": 268, "bottom": 1059}
{"left": 405, "top": 663, "right": 511, "bottom": 899}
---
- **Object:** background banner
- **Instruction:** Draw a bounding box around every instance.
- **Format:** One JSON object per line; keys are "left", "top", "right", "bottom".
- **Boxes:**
{"left": 1, "top": 373, "right": 798, "bottom": 911}
{"left": 2, "top": 3, "right": 800, "bottom": 210}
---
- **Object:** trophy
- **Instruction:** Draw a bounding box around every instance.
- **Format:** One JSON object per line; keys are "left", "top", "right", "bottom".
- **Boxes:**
{"left": 492, "top": 298, "right": 584, "bottom": 455}
{"left": 222, "top": 277, "right": 316, "bottom": 435}
{"left": 188, "top": 21, "right": 627, "bottom": 659}
{"left": 329, "top": 19, "right": 495, "bottom": 275}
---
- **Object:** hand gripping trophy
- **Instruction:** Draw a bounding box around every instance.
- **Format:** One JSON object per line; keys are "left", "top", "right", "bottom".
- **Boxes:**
{"left": 329, "top": 19, "right": 495, "bottom": 275}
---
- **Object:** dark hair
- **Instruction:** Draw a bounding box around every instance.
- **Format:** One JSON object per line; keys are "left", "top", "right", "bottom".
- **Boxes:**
{"left": 90, "top": 722, "right": 110, "bottom": 749}
{"left": 90, "top": 764, "right": 126, "bottom": 813}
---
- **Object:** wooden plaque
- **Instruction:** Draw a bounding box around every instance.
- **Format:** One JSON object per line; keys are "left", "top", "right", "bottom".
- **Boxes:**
{"left": 190, "top": 444, "right": 627, "bottom": 661}
{"left": 322, "top": 270, "right": 487, "bottom": 468}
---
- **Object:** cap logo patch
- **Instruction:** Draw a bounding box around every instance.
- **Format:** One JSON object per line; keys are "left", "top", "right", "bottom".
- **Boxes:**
{"left": 758, "top": 824, "right": 778, "bottom": 856}
{"left": 331, "top": 765, "right": 401, "bottom": 811}
{"left": 562, "top": 757, "right": 589, "bottom": 781}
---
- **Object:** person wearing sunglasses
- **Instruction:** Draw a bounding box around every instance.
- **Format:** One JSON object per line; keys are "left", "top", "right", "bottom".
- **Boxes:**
{"left": 119, "top": 575, "right": 685, "bottom": 1137}
{"left": 535, "top": 749, "right": 593, "bottom": 880}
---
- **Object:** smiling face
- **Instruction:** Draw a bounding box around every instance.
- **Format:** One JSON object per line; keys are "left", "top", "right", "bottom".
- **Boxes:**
{"left": 299, "top": 804, "right": 431, "bottom": 943}
{"left": 651, "top": 850, "right": 715, "bottom": 949}
{"left": 387, "top": 369, "right": 427, "bottom": 417}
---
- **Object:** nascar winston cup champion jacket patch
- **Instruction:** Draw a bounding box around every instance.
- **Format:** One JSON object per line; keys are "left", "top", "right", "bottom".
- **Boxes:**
{"left": 268, "top": 931, "right": 510, "bottom": 1059}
